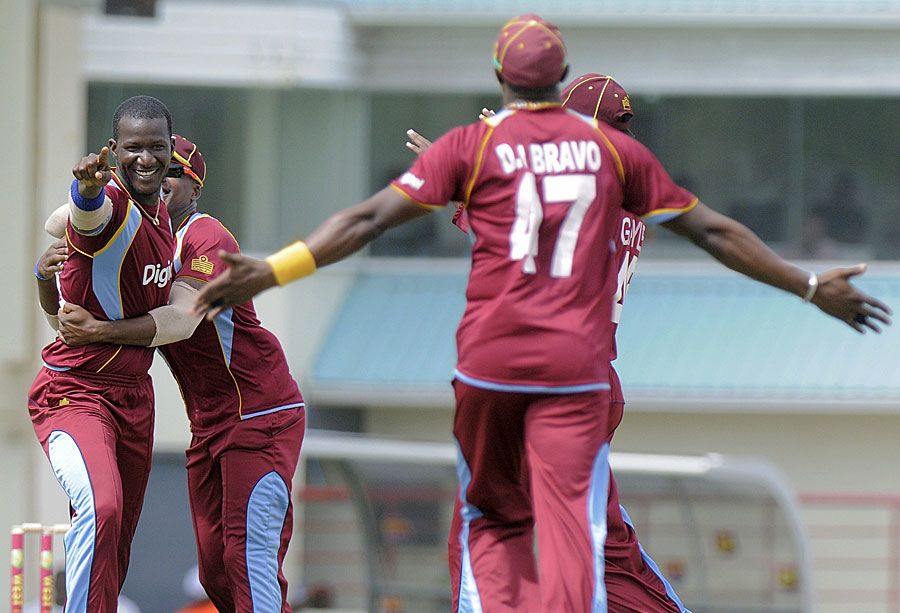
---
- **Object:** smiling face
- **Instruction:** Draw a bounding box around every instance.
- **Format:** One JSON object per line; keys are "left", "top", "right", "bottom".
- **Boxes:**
{"left": 108, "top": 115, "right": 173, "bottom": 204}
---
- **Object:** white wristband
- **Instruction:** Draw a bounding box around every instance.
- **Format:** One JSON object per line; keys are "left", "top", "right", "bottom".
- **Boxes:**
{"left": 42, "top": 311, "right": 59, "bottom": 331}
{"left": 802, "top": 273, "right": 818, "bottom": 303}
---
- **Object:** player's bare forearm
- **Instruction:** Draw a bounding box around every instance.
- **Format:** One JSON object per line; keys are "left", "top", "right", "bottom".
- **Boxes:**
{"left": 306, "top": 187, "right": 431, "bottom": 267}
{"left": 195, "top": 188, "right": 430, "bottom": 318}
{"left": 664, "top": 203, "right": 808, "bottom": 295}
{"left": 57, "top": 304, "right": 155, "bottom": 347}
{"left": 37, "top": 280, "right": 60, "bottom": 316}
{"left": 91, "top": 316, "right": 156, "bottom": 346}
{"left": 35, "top": 238, "right": 67, "bottom": 316}
{"left": 664, "top": 202, "right": 892, "bottom": 332}
{"left": 62, "top": 280, "right": 204, "bottom": 346}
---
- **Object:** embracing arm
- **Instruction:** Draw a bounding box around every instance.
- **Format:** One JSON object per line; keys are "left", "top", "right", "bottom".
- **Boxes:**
{"left": 37, "top": 278, "right": 60, "bottom": 322}
{"left": 663, "top": 202, "right": 891, "bottom": 332}
{"left": 35, "top": 239, "right": 67, "bottom": 329}
{"left": 58, "top": 279, "right": 205, "bottom": 347}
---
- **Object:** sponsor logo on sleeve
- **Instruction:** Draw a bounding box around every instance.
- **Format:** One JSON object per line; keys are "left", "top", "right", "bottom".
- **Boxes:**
{"left": 399, "top": 172, "right": 425, "bottom": 190}
{"left": 190, "top": 255, "right": 215, "bottom": 275}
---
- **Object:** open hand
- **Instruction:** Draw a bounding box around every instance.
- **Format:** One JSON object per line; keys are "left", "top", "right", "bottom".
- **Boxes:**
{"left": 193, "top": 251, "right": 277, "bottom": 319}
{"left": 812, "top": 264, "right": 892, "bottom": 333}
{"left": 405, "top": 108, "right": 493, "bottom": 156}
{"left": 405, "top": 130, "right": 433, "bottom": 156}
{"left": 37, "top": 238, "right": 67, "bottom": 279}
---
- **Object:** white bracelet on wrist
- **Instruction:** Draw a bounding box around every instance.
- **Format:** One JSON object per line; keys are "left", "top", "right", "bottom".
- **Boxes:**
{"left": 802, "top": 273, "right": 819, "bottom": 303}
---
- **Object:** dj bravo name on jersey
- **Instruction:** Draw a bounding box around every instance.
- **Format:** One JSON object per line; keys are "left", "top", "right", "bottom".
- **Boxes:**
{"left": 142, "top": 261, "right": 173, "bottom": 288}
{"left": 495, "top": 140, "right": 602, "bottom": 175}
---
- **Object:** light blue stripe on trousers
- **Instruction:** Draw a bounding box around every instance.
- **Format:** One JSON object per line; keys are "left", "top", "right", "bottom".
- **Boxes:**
{"left": 48, "top": 431, "right": 96, "bottom": 613}
{"left": 454, "top": 438, "right": 484, "bottom": 613}
{"left": 246, "top": 471, "right": 290, "bottom": 612}
{"left": 588, "top": 443, "right": 611, "bottom": 613}
{"left": 619, "top": 505, "right": 692, "bottom": 613}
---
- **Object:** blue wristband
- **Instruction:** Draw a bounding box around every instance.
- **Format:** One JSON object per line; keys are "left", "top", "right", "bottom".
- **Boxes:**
{"left": 70, "top": 179, "right": 106, "bottom": 211}
{"left": 34, "top": 259, "right": 51, "bottom": 282}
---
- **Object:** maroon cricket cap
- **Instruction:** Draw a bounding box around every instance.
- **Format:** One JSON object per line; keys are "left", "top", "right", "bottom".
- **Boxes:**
{"left": 492, "top": 14, "right": 568, "bottom": 89}
{"left": 171, "top": 134, "right": 206, "bottom": 187}
{"left": 561, "top": 73, "right": 634, "bottom": 131}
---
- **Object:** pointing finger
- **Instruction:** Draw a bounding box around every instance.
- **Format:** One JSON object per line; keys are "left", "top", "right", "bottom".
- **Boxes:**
{"left": 98, "top": 146, "right": 110, "bottom": 169}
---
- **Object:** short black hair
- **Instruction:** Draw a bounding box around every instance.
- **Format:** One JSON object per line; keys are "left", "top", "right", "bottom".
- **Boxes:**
{"left": 496, "top": 69, "right": 566, "bottom": 103}
{"left": 506, "top": 82, "right": 561, "bottom": 102}
{"left": 112, "top": 95, "right": 172, "bottom": 141}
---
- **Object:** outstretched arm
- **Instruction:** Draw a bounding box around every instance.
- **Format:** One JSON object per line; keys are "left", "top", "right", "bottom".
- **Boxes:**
{"left": 306, "top": 187, "right": 431, "bottom": 266}
{"left": 663, "top": 202, "right": 892, "bottom": 332}
{"left": 57, "top": 279, "right": 204, "bottom": 347}
{"left": 194, "top": 187, "right": 431, "bottom": 315}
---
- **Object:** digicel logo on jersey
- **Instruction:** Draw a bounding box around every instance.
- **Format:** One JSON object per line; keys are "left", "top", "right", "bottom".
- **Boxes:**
{"left": 142, "top": 261, "right": 173, "bottom": 288}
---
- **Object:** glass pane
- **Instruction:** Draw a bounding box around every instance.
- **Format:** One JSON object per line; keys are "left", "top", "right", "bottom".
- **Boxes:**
{"left": 87, "top": 84, "right": 249, "bottom": 242}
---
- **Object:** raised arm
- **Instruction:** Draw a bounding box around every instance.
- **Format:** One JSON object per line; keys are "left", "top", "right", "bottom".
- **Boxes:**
{"left": 663, "top": 202, "right": 891, "bottom": 332}
{"left": 194, "top": 187, "right": 431, "bottom": 315}
{"left": 57, "top": 279, "right": 204, "bottom": 347}
{"left": 69, "top": 147, "right": 114, "bottom": 236}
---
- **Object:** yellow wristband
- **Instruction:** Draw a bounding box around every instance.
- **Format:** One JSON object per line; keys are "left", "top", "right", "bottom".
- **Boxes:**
{"left": 266, "top": 241, "right": 317, "bottom": 286}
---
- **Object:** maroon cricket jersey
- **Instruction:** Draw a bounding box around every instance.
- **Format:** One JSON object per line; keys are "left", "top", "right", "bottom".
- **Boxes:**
{"left": 609, "top": 211, "right": 645, "bottom": 362}
{"left": 42, "top": 174, "right": 174, "bottom": 376}
{"left": 391, "top": 105, "right": 696, "bottom": 390}
{"left": 159, "top": 213, "right": 303, "bottom": 433}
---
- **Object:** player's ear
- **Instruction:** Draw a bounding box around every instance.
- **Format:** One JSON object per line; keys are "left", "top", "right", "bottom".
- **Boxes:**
{"left": 495, "top": 70, "right": 504, "bottom": 85}
{"left": 107, "top": 138, "right": 117, "bottom": 158}
{"left": 559, "top": 65, "right": 570, "bottom": 84}
{"left": 192, "top": 184, "right": 202, "bottom": 200}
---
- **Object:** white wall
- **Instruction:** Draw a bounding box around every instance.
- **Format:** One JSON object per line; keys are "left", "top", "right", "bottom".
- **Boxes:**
{"left": 80, "top": 2, "right": 900, "bottom": 96}
{"left": 0, "top": 3, "right": 86, "bottom": 609}
{"left": 83, "top": 2, "right": 360, "bottom": 87}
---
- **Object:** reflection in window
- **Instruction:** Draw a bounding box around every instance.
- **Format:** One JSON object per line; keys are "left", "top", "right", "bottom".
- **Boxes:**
{"left": 85, "top": 86, "right": 898, "bottom": 261}
{"left": 628, "top": 96, "right": 898, "bottom": 261}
